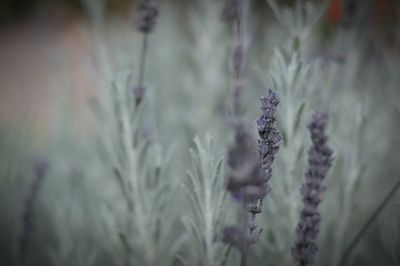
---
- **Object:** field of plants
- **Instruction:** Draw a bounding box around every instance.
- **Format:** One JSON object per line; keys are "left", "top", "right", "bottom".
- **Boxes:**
{"left": 1, "top": 0, "right": 400, "bottom": 265}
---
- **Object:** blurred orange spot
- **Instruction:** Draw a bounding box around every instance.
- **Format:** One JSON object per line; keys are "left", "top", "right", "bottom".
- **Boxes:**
{"left": 327, "top": 0, "right": 342, "bottom": 23}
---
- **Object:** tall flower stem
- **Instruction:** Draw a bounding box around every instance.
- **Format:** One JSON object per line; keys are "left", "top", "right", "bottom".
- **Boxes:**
{"left": 222, "top": 3, "right": 282, "bottom": 266}
{"left": 134, "top": 0, "right": 159, "bottom": 105}
{"left": 224, "top": 0, "right": 245, "bottom": 118}
{"left": 232, "top": 9, "right": 243, "bottom": 117}
{"left": 240, "top": 246, "right": 248, "bottom": 266}
{"left": 137, "top": 33, "right": 149, "bottom": 98}
{"left": 221, "top": 245, "right": 232, "bottom": 266}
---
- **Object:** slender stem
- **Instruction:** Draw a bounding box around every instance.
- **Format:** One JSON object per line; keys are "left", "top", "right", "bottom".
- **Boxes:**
{"left": 240, "top": 247, "right": 248, "bottom": 266}
{"left": 134, "top": 32, "right": 149, "bottom": 105}
{"left": 221, "top": 245, "right": 232, "bottom": 266}
{"left": 232, "top": 0, "right": 244, "bottom": 117}
{"left": 239, "top": 199, "right": 249, "bottom": 266}
{"left": 137, "top": 33, "right": 149, "bottom": 89}
{"left": 338, "top": 178, "right": 400, "bottom": 265}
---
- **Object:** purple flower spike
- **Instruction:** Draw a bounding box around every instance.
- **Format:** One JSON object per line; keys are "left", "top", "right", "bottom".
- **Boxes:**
{"left": 136, "top": 0, "right": 159, "bottom": 34}
{"left": 253, "top": 88, "right": 282, "bottom": 207}
{"left": 292, "top": 112, "right": 334, "bottom": 266}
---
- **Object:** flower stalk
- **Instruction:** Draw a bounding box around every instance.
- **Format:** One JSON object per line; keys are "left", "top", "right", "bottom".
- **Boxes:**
{"left": 134, "top": 0, "right": 159, "bottom": 105}
{"left": 223, "top": 0, "right": 245, "bottom": 117}
{"left": 222, "top": 89, "right": 282, "bottom": 266}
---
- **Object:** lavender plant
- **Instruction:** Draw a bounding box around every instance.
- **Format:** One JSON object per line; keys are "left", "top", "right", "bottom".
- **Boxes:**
{"left": 222, "top": 58, "right": 282, "bottom": 266}
{"left": 223, "top": 123, "right": 266, "bottom": 266}
{"left": 221, "top": 88, "right": 282, "bottom": 266}
{"left": 292, "top": 112, "right": 333, "bottom": 266}
{"left": 94, "top": 71, "right": 183, "bottom": 266}
{"left": 250, "top": 2, "right": 332, "bottom": 264}
{"left": 221, "top": 1, "right": 275, "bottom": 265}
{"left": 80, "top": 2, "right": 183, "bottom": 264}
{"left": 182, "top": 134, "right": 226, "bottom": 266}
{"left": 225, "top": 88, "right": 282, "bottom": 265}
{"left": 313, "top": 32, "right": 398, "bottom": 265}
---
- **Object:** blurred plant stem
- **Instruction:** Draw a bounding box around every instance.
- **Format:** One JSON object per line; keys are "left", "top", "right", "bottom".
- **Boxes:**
{"left": 135, "top": 33, "right": 148, "bottom": 103}
{"left": 338, "top": 178, "right": 400, "bottom": 265}
{"left": 221, "top": 245, "right": 232, "bottom": 266}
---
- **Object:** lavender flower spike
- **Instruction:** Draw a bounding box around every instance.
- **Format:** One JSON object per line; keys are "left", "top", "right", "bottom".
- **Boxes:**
{"left": 223, "top": 122, "right": 268, "bottom": 266}
{"left": 136, "top": 0, "right": 159, "bottom": 34}
{"left": 223, "top": 89, "right": 282, "bottom": 266}
{"left": 292, "top": 112, "right": 334, "bottom": 266}
{"left": 256, "top": 88, "right": 282, "bottom": 201}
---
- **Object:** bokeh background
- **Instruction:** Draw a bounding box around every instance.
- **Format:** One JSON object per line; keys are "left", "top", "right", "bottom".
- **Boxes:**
{"left": 0, "top": 0, "right": 399, "bottom": 265}
{"left": 0, "top": 0, "right": 398, "bottom": 141}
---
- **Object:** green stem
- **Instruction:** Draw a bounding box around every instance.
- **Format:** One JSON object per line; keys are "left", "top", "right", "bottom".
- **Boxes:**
{"left": 221, "top": 245, "right": 232, "bottom": 266}
{"left": 338, "top": 178, "right": 400, "bottom": 265}
{"left": 240, "top": 247, "right": 248, "bottom": 266}
{"left": 135, "top": 32, "right": 149, "bottom": 105}
{"left": 137, "top": 33, "right": 149, "bottom": 89}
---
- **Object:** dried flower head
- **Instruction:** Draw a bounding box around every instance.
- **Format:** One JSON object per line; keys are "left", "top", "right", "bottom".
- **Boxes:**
{"left": 136, "top": 0, "right": 159, "bottom": 34}
{"left": 292, "top": 112, "right": 334, "bottom": 266}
